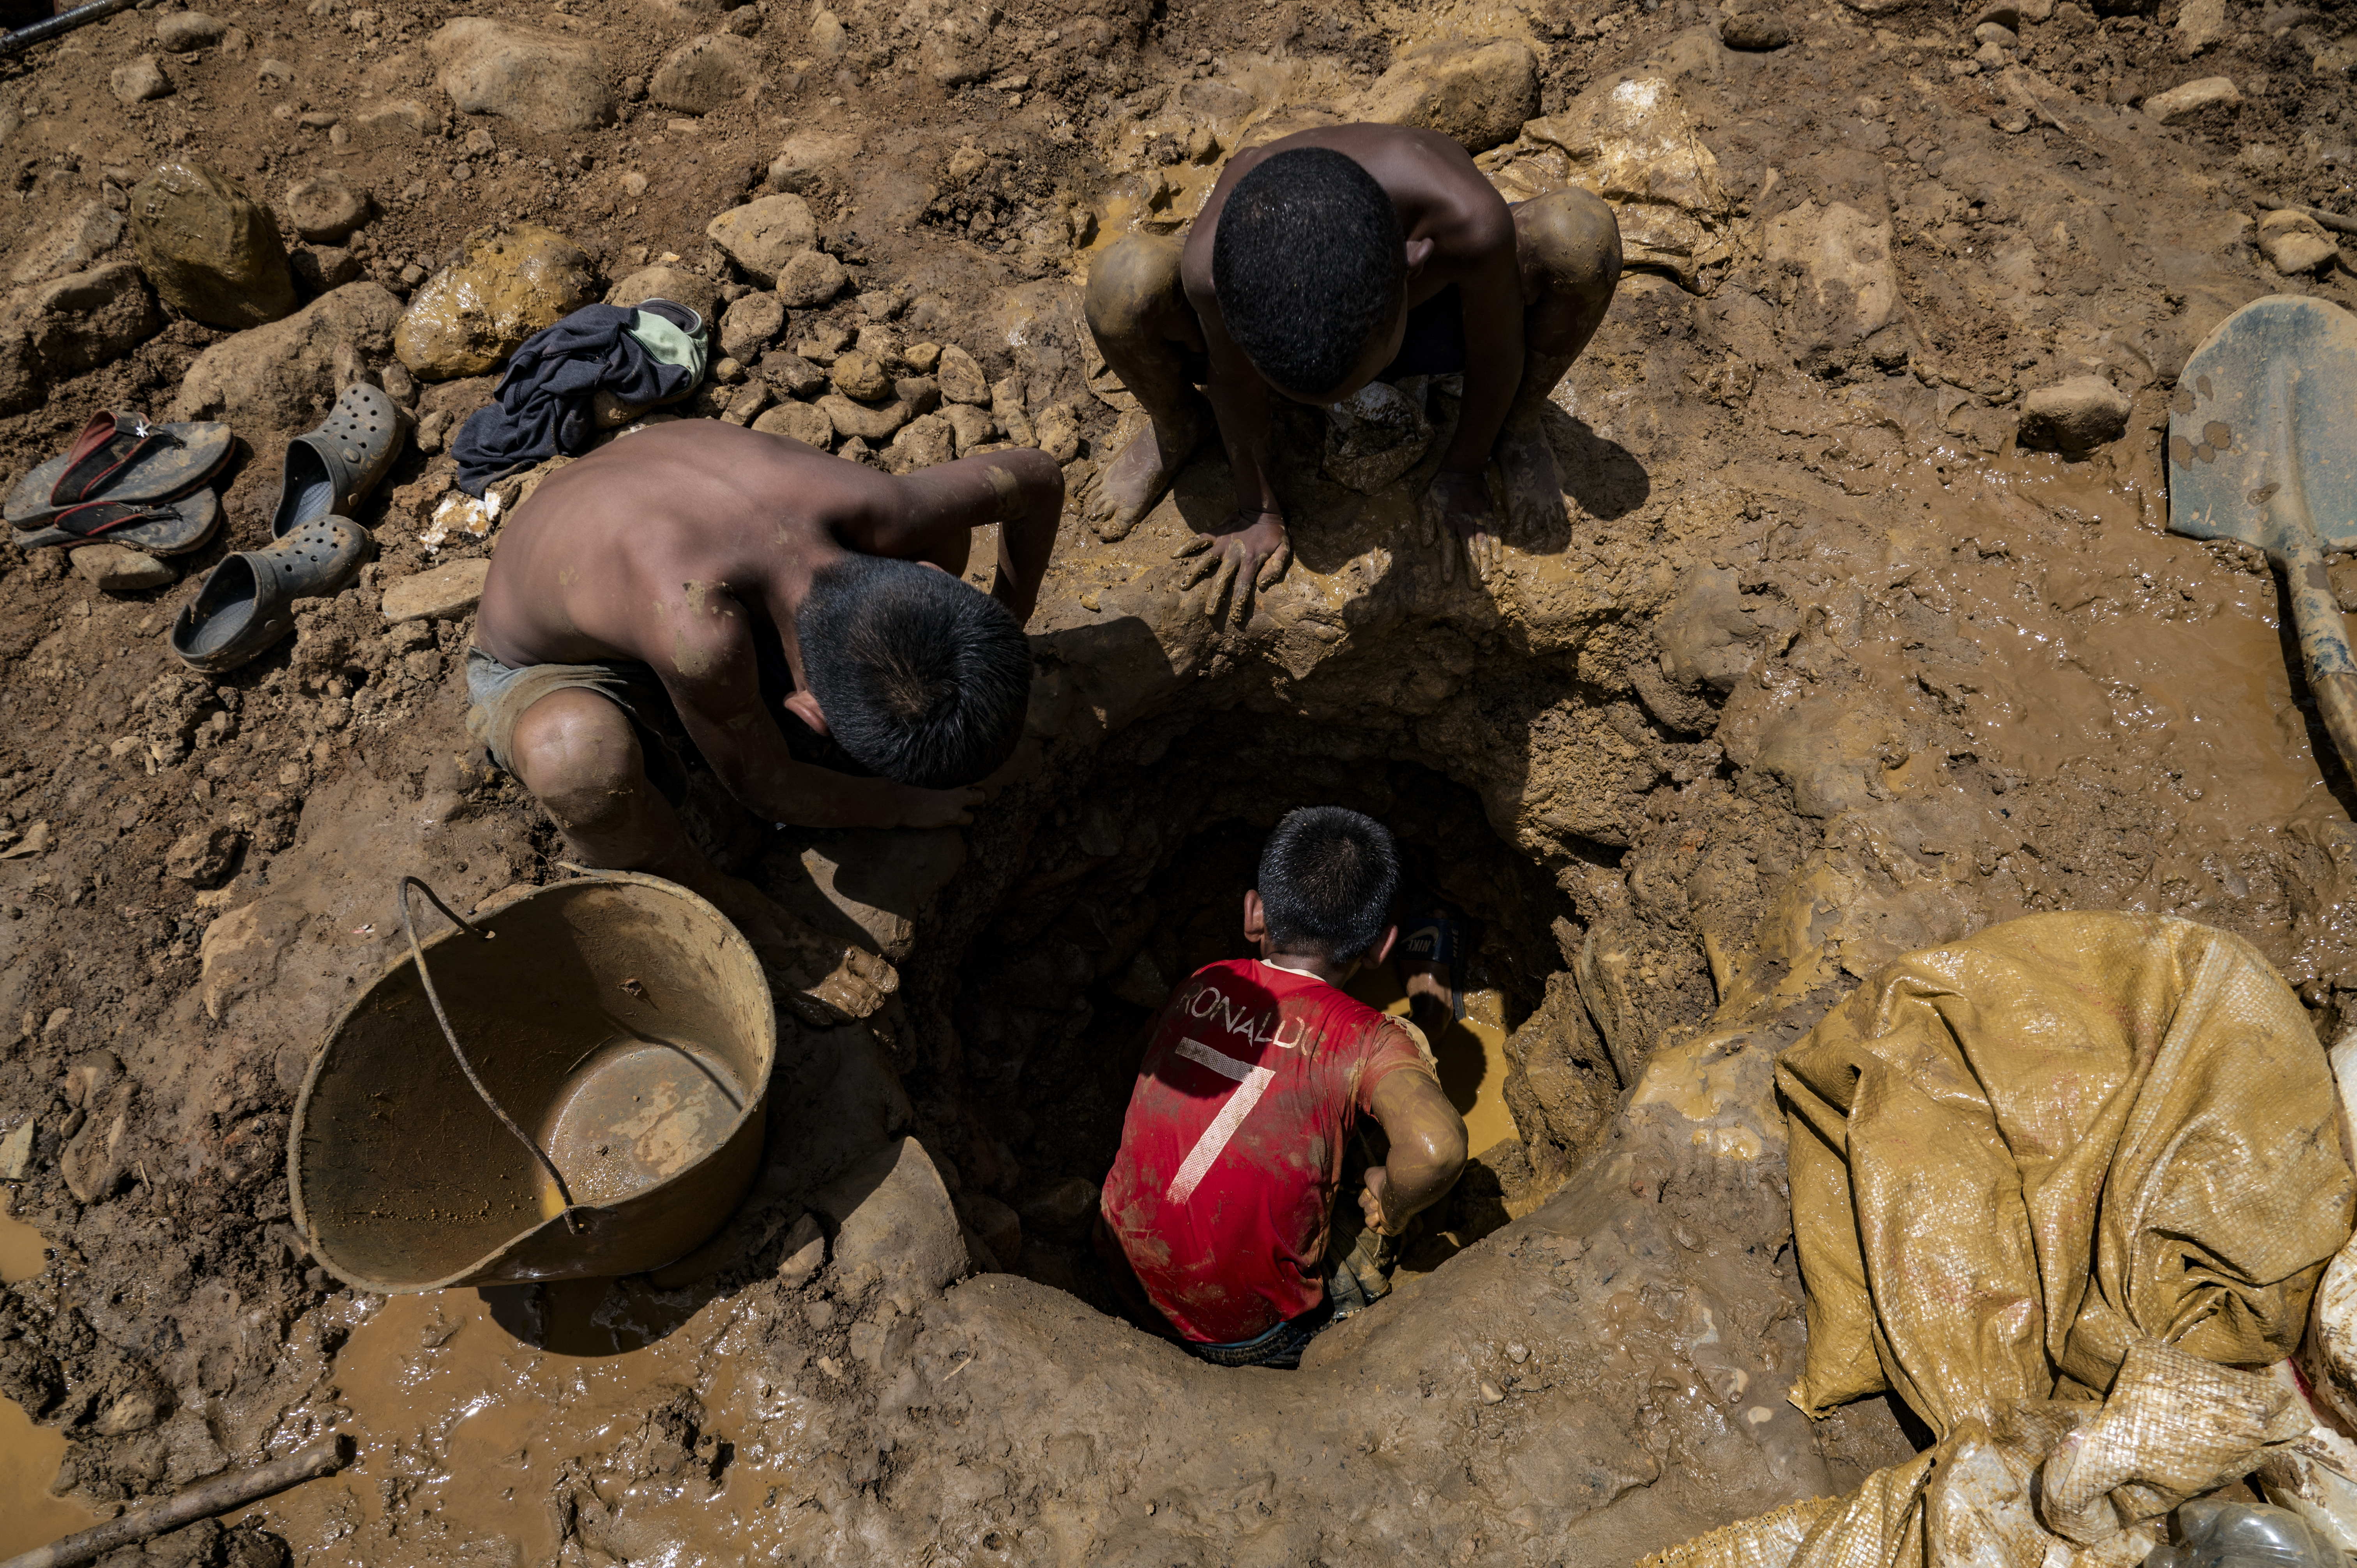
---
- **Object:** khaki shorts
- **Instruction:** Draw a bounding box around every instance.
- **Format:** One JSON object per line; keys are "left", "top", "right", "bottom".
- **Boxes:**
{"left": 463, "top": 645, "right": 694, "bottom": 806}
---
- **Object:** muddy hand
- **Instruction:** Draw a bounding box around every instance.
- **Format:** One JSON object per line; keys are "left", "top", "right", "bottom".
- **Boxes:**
{"left": 889, "top": 782, "right": 986, "bottom": 828}
{"left": 1422, "top": 470, "right": 1500, "bottom": 586}
{"left": 1174, "top": 511, "right": 1289, "bottom": 626}
{"left": 1360, "top": 1167, "right": 1399, "bottom": 1236}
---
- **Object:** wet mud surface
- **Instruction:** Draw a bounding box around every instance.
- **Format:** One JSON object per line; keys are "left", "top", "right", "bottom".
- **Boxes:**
{"left": 1, "top": 0, "right": 2356, "bottom": 1556}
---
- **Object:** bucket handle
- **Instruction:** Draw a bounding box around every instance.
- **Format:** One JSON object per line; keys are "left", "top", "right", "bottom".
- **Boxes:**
{"left": 397, "top": 876, "right": 584, "bottom": 1234}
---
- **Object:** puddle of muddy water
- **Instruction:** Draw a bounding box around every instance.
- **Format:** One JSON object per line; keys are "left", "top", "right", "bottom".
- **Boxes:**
{"left": 253, "top": 1283, "right": 806, "bottom": 1564}
{"left": 1842, "top": 445, "right": 2346, "bottom": 950}
{"left": 1343, "top": 968, "right": 1518, "bottom": 1158}
{"left": 1, "top": 1195, "right": 98, "bottom": 1558}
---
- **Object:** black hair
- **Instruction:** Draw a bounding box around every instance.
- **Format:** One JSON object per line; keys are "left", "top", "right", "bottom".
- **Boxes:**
{"left": 1211, "top": 147, "right": 1407, "bottom": 399}
{"left": 796, "top": 555, "right": 1032, "bottom": 789}
{"left": 1256, "top": 806, "right": 1401, "bottom": 964}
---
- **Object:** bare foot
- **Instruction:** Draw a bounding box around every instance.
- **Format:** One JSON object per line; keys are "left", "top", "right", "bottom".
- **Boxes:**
{"left": 1081, "top": 408, "right": 1205, "bottom": 543}
{"left": 1497, "top": 414, "right": 1568, "bottom": 542}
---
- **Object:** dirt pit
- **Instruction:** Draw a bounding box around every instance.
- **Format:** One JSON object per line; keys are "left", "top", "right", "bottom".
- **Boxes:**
{"left": 4, "top": 0, "right": 2357, "bottom": 1556}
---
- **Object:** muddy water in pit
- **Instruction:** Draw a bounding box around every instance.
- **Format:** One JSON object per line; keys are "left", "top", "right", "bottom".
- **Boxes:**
{"left": 1846, "top": 444, "right": 2342, "bottom": 936}
{"left": 1, "top": 1197, "right": 96, "bottom": 1557}
{"left": 249, "top": 1281, "right": 802, "bottom": 1563}
{"left": 1343, "top": 967, "right": 1518, "bottom": 1159}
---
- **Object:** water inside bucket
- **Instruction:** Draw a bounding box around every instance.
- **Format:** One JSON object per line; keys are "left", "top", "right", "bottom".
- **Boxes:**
{"left": 534, "top": 1037, "right": 746, "bottom": 1216}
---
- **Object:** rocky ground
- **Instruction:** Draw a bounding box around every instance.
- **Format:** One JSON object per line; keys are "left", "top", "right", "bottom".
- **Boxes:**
{"left": 1, "top": 0, "right": 2355, "bottom": 1559}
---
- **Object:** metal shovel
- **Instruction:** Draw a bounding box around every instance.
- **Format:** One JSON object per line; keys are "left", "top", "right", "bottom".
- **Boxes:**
{"left": 2166, "top": 295, "right": 2357, "bottom": 780}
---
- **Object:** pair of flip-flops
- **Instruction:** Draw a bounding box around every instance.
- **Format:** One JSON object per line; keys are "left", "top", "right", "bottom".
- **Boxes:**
{"left": 171, "top": 383, "right": 409, "bottom": 674}
{"left": 4, "top": 411, "right": 236, "bottom": 557}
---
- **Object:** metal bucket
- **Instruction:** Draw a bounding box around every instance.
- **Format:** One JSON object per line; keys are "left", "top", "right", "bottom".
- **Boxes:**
{"left": 288, "top": 871, "right": 776, "bottom": 1294}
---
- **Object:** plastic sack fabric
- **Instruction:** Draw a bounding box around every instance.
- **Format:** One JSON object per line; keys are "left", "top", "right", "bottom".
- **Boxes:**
{"left": 2143, "top": 1499, "right": 2341, "bottom": 1568}
{"left": 1644, "top": 913, "right": 2355, "bottom": 1568}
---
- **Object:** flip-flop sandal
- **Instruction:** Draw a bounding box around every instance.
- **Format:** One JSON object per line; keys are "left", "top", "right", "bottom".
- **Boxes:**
{"left": 12, "top": 488, "right": 221, "bottom": 556}
{"left": 272, "top": 383, "right": 408, "bottom": 539}
{"left": 169, "top": 516, "right": 373, "bottom": 674}
{"left": 1398, "top": 908, "right": 1466, "bottom": 1023}
{"left": 4, "top": 413, "right": 233, "bottom": 529}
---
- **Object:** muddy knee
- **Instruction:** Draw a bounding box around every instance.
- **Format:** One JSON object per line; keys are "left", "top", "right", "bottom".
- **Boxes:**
{"left": 1518, "top": 187, "right": 1624, "bottom": 306}
{"left": 508, "top": 687, "right": 649, "bottom": 838}
{"left": 1082, "top": 233, "right": 1188, "bottom": 346}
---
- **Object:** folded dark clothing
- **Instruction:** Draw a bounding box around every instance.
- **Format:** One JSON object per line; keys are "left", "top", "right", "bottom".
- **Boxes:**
{"left": 451, "top": 299, "right": 705, "bottom": 495}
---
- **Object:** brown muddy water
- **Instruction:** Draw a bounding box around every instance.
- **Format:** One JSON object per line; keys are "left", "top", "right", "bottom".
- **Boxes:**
{"left": 1, "top": 1196, "right": 94, "bottom": 1558}
{"left": 1855, "top": 442, "right": 2344, "bottom": 960}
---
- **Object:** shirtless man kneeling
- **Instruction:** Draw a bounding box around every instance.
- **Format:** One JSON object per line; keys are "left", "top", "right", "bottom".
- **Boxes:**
{"left": 1083, "top": 124, "right": 1621, "bottom": 617}
{"left": 469, "top": 420, "right": 1058, "bottom": 965}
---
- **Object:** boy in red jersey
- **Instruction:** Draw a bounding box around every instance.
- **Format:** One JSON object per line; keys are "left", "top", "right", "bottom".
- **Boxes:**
{"left": 1097, "top": 807, "right": 1469, "bottom": 1368}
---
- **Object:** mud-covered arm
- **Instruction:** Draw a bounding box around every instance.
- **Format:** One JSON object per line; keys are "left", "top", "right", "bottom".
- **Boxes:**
{"left": 872, "top": 448, "right": 1064, "bottom": 625}
{"left": 655, "top": 581, "right": 977, "bottom": 829}
{"left": 1362, "top": 1065, "right": 1468, "bottom": 1234}
{"left": 1438, "top": 234, "right": 1527, "bottom": 474}
{"left": 1194, "top": 298, "right": 1284, "bottom": 524}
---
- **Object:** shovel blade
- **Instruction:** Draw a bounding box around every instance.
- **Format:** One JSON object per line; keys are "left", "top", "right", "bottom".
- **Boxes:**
{"left": 2168, "top": 295, "right": 2357, "bottom": 553}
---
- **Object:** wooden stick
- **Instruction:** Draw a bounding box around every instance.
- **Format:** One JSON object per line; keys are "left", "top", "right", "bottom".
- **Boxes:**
{"left": 0, "top": 1434, "right": 352, "bottom": 1568}
{"left": 2257, "top": 196, "right": 2357, "bottom": 238}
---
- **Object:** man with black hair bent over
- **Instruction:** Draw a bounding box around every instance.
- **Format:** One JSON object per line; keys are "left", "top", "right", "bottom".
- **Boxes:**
{"left": 1097, "top": 807, "right": 1468, "bottom": 1369}
{"left": 1081, "top": 125, "right": 1622, "bottom": 615}
{"left": 468, "top": 419, "right": 1057, "bottom": 963}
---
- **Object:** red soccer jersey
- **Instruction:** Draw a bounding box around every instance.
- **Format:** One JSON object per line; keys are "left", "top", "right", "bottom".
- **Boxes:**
{"left": 1098, "top": 958, "right": 1437, "bottom": 1346}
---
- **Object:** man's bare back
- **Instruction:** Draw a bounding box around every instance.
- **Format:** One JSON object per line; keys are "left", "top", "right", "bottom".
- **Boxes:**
{"left": 1081, "top": 122, "right": 1621, "bottom": 617}
{"left": 477, "top": 419, "right": 1058, "bottom": 832}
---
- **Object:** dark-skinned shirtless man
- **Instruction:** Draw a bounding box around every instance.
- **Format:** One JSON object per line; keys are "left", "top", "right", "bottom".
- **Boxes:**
{"left": 1082, "top": 125, "right": 1622, "bottom": 619}
{"left": 468, "top": 420, "right": 1057, "bottom": 970}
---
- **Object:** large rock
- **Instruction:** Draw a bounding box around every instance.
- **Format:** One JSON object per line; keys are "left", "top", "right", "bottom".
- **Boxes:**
{"left": 810, "top": 1136, "right": 971, "bottom": 1302}
{"left": 921, "top": 0, "right": 995, "bottom": 85}
{"left": 776, "top": 247, "right": 846, "bottom": 307}
{"left": 719, "top": 291, "right": 784, "bottom": 360}
{"left": 381, "top": 559, "right": 491, "bottom": 622}
{"left": 127, "top": 161, "right": 297, "bottom": 330}
{"left": 171, "top": 281, "right": 404, "bottom": 432}
{"left": 648, "top": 33, "right": 761, "bottom": 115}
{"left": 394, "top": 223, "right": 597, "bottom": 380}
{"left": 818, "top": 392, "right": 910, "bottom": 441}
{"left": 70, "top": 543, "right": 177, "bottom": 591}
{"left": 20, "top": 263, "right": 162, "bottom": 375}
{"left": 1719, "top": 10, "right": 1792, "bottom": 48}
{"left": 2017, "top": 374, "right": 2132, "bottom": 452}
{"left": 426, "top": 18, "right": 617, "bottom": 134}
{"left": 1508, "top": 75, "right": 1736, "bottom": 288}
{"left": 111, "top": 55, "right": 172, "bottom": 104}
{"left": 752, "top": 398, "right": 834, "bottom": 448}
{"left": 11, "top": 200, "right": 127, "bottom": 287}
{"left": 2143, "top": 74, "right": 2240, "bottom": 122}
{"left": 606, "top": 263, "right": 718, "bottom": 325}
{"left": 2258, "top": 208, "right": 2339, "bottom": 275}
{"left": 936, "top": 344, "right": 989, "bottom": 405}
{"left": 1353, "top": 37, "right": 1538, "bottom": 153}
{"left": 768, "top": 130, "right": 863, "bottom": 193}
{"left": 705, "top": 195, "right": 816, "bottom": 286}
{"left": 154, "top": 11, "right": 226, "bottom": 49}
{"left": 284, "top": 173, "right": 369, "bottom": 244}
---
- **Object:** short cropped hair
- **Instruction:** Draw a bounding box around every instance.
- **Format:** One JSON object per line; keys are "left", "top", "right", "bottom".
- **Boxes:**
{"left": 1212, "top": 147, "right": 1406, "bottom": 398}
{"left": 796, "top": 555, "right": 1032, "bottom": 788}
{"left": 1256, "top": 806, "right": 1400, "bottom": 964}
